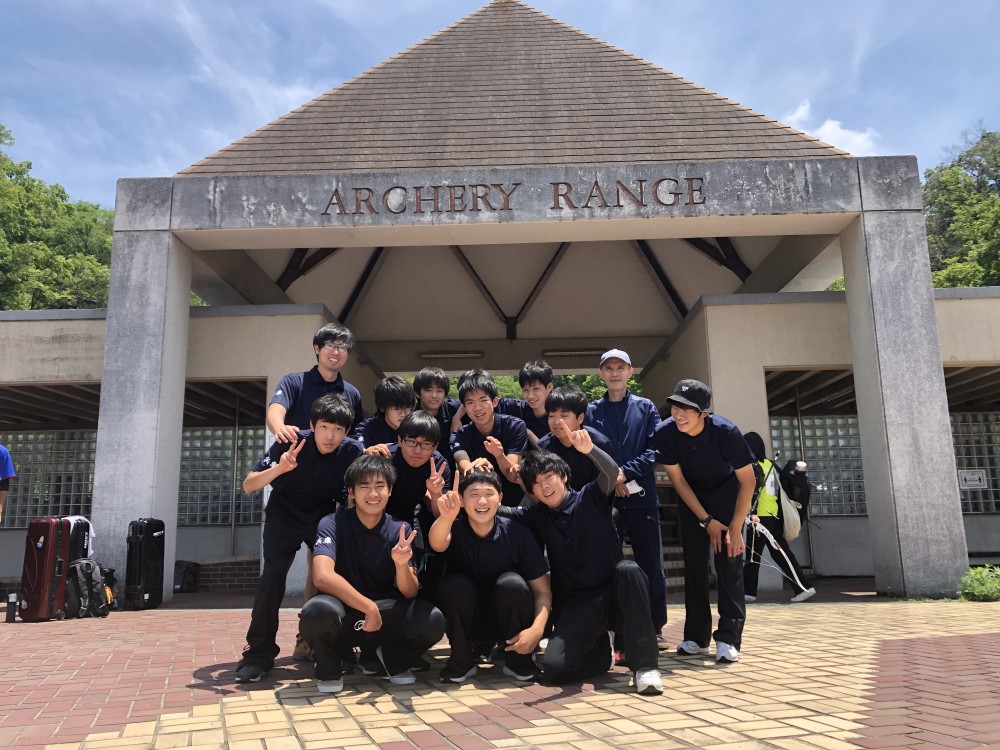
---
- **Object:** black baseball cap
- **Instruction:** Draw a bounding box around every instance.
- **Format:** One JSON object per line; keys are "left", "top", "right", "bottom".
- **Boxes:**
{"left": 666, "top": 379, "right": 712, "bottom": 413}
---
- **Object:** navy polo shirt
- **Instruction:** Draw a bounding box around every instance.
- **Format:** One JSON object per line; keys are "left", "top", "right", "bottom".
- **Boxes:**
{"left": 505, "top": 481, "right": 622, "bottom": 601}
{"left": 535, "top": 426, "right": 614, "bottom": 491}
{"left": 253, "top": 431, "right": 364, "bottom": 523}
{"left": 355, "top": 412, "right": 398, "bottom": 448}
{"left": 270, "top": 366, "right": 363, "bottom": 432}
{"left": 653, "top": 414, "right": 754, "bottom": 521}
{"left": 497, "top": 398, "right": 550, "bottom": 441}
{"left": 444, "top": 515, "right": 548, "bottom": 590}
{"left": 385, "top": 443, "right": 452, "bottom": 527}
{"left": 313, "top": 508, "right": 413, "bottom": 600}
{"left": 453, "top": 414, "right": 529, "bottom": 506}
{"left": 418, "top": 398, "right": 461, "bottom": 470}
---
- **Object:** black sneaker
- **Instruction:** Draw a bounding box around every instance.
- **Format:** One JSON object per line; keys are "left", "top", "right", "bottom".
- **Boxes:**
{"left": 440, "top": 664, "right": 478, "bottom": 684}
{"left": 235, "top": 661, "right": 267, "bottom": 683}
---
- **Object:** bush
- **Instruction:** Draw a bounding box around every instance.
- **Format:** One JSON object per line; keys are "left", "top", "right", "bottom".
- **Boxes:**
{"left": 957, "top": 565, "right": 1000, "bottom": 601}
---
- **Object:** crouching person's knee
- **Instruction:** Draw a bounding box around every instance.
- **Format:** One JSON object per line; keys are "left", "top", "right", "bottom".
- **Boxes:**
{"left": 300, "top": 594, "right": 346, "bottom": 644}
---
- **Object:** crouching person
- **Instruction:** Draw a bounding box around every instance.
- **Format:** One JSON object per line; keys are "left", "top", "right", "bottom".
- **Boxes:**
{"left": 300, "top": 455, "right": 445, "bottom": 693}
{"left": 503, "top": 423, "right": 663, "bottom": 695}
{"left": 429, "top": 469, "right": 551, "bottom": 684}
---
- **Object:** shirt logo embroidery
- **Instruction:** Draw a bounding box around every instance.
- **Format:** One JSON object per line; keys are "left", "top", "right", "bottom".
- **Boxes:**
{"left": 274, "top": 389, "right": 283, "bottom": 397}
{"left": 317, "top": 536, "right": 332, "bottom": 546}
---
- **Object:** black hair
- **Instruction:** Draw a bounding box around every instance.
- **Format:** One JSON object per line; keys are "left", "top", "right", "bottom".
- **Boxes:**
{"left": 518, "top": 361, "right": 554, "bottom": 388}
{"left": 397, "top": 410, "right": 441, "bottom": 444}
{"left": 310, "top": 394, "right": 354, "bottom": 429}
{"left": 545, "top": 385, "right": 589, "bottom": 417}
{"left": 344, "top": 454, "right": 397, "bottom": 490}
{"left": 458, "top": 369, "right": 498, "bottom": 402}
{"left": 743, "top": 432, "right": 765, "bottom": 463}
{"left": 312, "top": 323, "right": 355, "bottom": 352}
{"left": 413, "top": 367, "right": 450, "bottom": 395}
{"left": 518, "top": 449, "right": 571, "bottom": 492}
{"left": 459, "top": 467, "right": 503, "bottom": 495}
{"left": 374, "top": 375, "right": 416, "bottom": 412}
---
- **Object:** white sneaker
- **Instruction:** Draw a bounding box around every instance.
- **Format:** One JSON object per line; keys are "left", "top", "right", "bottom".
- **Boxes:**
{"left": 635, "top": 669, "right": 663, "bottom": 695}
{"left": 744, "top": 594, "right": 757, "bottom": 602}
{"left": 715, "top": 642, "right": 740, "bottom": 663}
{"left": 375, "top": 646, "right": 416, "bottom": 685}
{"left": 316, "top": 677, "right": 343, "bottom": 693}
{"left": 675, "top": 640, "right": 709, "bottom": 655}
{"left": 790, "top": 587, "right": 816, "bottom": 603}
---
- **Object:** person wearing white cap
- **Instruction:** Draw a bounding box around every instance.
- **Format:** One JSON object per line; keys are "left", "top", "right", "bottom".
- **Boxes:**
{"left": 585, "top": 349, "right": 667, "bottom": 657}
{"left": 653, "top": 379, "right": 757, "bottom": 664}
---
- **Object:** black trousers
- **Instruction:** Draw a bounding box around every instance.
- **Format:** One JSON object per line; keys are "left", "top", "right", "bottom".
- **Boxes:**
{"left": 243, "top": 507, "right": 318, "bottom": 667}
{"left": 744, "top": 516, "right": 810, "bottom": 596}
{"left": 299, "top": 594, "right": 445, "bottom": 680}
{"left": 678, "top": 503, "right": 746, "bottom": 650}
{"left": 544, "top": 560, "right": 657, "bottom": 683}
{"left": 436, "top": 571, "right": 536, "bottom": 675}
{"left": 613, "top": 503, "right": 668, "bottom": 630}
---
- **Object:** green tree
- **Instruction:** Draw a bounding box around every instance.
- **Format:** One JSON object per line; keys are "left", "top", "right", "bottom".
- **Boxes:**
{"left": 556, "top": 373, "right": 644, "bottom": 400}
{"left": 0, "top": 123, "right": 114, "bottom": 310}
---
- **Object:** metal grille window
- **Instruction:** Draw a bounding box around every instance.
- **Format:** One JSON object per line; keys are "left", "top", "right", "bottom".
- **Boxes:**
{"left": 0, "top": 430, "right": 97, "bottom": 528}
{"left": 1, "top": 426, "right": 265, "bottom": 528}
{"left": 770, "top": 416, "right": 866, "bottom": 515}
{"left": 951, "top": 413, "right": 1000, "bottom": 513}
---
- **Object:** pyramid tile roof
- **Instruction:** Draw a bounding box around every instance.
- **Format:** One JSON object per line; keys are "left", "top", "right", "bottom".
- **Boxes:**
{"left": 178, "top": 0, "right": 847, "bottom": 177}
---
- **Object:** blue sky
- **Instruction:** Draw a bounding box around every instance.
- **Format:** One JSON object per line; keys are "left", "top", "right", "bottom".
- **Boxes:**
{"left": 3, "top": 0, "right": 998, "bottom": 209}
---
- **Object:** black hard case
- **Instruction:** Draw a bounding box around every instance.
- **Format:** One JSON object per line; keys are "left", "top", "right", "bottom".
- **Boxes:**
{"left": 124, "top": 518, "right": 165, "bottom": 610}
{"left": 19, "top": 518, "right": 72, "bottom": 621}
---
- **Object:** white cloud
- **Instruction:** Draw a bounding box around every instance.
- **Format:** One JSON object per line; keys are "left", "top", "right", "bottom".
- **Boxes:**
{"left": 781, "top": 98, "right": 880, "bottom": 156}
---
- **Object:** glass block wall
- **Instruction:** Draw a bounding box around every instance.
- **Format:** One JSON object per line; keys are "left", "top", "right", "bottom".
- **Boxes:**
{"left": 0, "top": 427, "right": 265, "bottom": 529}
{"left": 771, "top": 413, "right": 1000, "bottom": 515}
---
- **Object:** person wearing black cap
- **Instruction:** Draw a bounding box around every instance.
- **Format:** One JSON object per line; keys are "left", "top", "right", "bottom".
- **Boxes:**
{"left": 653, "top": 379, "right": 756, "bottom": 664}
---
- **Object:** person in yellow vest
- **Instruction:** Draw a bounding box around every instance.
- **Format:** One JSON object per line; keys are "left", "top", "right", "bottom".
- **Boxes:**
{"left": 742, "top": 432, "right": 815, "bottom": 603}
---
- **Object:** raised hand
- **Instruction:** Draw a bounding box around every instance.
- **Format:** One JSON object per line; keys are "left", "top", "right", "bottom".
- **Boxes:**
{"left": 560, "top": 419, "right": 593, "bottom": 454}
{"left": 391, "top": 524, "right": 418, "bottom": 566}
{"left": 436, "top": 472, "right": 462, "bottom": 521}
{"left": 425, "top": 456, "right": 447, "bottom": 499}
{"left": 483, "top": 436, "right": 505, "bottom": 458}
{"left": 278, "top": 438, "right": 306, "bottom": 473}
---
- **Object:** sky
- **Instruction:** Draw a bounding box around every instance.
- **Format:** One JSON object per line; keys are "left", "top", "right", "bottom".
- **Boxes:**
{"left": 2, "top": 0, "right": 998, "bottom": 209}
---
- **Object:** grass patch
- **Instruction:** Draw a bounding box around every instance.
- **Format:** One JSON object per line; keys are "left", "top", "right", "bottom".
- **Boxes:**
{"left": 958, "top": 565, "right": 1000, "bottom": 601}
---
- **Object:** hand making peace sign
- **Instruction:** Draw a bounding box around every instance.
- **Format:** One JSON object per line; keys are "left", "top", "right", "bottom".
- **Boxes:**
{"left": 390, "top": 524, "right": 418, "bottom": 566}
{"left": 425, "top": 456, "right": 448, "bottom": 499}
{"left": 277, "top": 438, "right": 306, "bottom": 473}
{"left": 436, "top": 471, "right": 462, "bottom": 522}
{"left": 557, "top": 418, "right": 594, "bottom": 454}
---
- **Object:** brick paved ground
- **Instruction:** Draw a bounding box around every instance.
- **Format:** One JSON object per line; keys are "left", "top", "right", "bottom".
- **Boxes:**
{"left": 1, "top": 587, "right": 998, "bottom": 750}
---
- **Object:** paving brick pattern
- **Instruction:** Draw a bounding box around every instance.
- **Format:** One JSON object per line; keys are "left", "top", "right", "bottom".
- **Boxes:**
{"left": 0, "top": 599, "right": 998, "bottom": 750}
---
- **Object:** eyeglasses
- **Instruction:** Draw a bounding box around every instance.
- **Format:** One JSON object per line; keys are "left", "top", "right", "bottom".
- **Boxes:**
{"left": 322, "top": 342, "right": 350, "bottom": 353}
{"left": 400, "top": 438, "right": 436, "bottom": 452}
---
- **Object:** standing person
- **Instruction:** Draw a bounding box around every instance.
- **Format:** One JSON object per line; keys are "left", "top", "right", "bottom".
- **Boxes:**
{"left": 497, "top": 361, "right": 555, "bottom": 444}
{"left": 742, "top": 432, "right": 816, "bottom": 603}
{"left": 501, "top": 425, "right": 663, "bottom": 695}
{"left": 586, "top": 350, "right": 666, "bottom": 636}
{"left": 355, "top": 376, "right": 415, "bottom": 448}
{"left": 536, "top": 386, "right": 614, "bottom": 491}
{"left": 234, "top": 395, "right": 363, "bottom": 682}
{"left": 300, "top": 454, "right": 446, "bottom": 694}
{"left": 266, "top": 322, "right": 363, "bottom": 658}
{"left": 0, "top": 443, "right": 14, "bottom": 523}
{"left": 654, "top": 379, "right": 756, "bottom": 664}
{"left": 413, "top": 367, "right": 462, "bottom": 472}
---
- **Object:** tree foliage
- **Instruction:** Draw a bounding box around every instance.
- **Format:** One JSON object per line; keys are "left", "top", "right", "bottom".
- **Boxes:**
{"left": 0, "top": 124, "right": 113, "bottom": 310}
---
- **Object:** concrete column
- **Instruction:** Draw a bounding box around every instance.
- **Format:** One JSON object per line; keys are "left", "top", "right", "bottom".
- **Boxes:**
{"left": 92, "top": 178, "right": 191, "bottom": 604}
{"left": 840, "top": 157, "right": 967, "bottom": 597}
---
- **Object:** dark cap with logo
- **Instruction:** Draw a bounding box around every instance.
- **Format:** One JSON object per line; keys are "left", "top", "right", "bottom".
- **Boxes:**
{"left": 666, "top": 379, "right": 712, "bottom": 413}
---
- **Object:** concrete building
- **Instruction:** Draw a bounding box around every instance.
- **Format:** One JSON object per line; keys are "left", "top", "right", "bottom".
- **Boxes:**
{"left": 1, "top": 0, "right": 994, "bottom": 600}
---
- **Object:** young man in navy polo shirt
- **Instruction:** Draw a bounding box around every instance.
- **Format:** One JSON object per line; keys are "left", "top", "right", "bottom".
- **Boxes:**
{"left": 536, "top": 386, "right": 614, "bottom": 490}
{"left": 235, "top": 395, "right": 363, "bottom": 683}
{"left": 586, "top": 349, "right": 666, "bottom": 637}
{"left": 654, "top": 379, "right": 756, "bottom": 664}
{"left": 413, "top": 367, "right": 462, "bottom": 472}
{"left": 364, "top": 411, "right": 451, "bottom": 600}
{"left": 299, "top": 454, "right": 446, "bottom": 694}
{"left": 355, "top": 376, "right": 415, "bottom": 448}
{"left": 452, "top": 370, "right": 529, "bottom": 506}
{"left": 268, "top": 323, "right": 363, "bottom": 442}
{"left": 429, "top": 469, "right": 552, "bottom": 684}
{"left": 450, "top": 361, "right": 554, "bottom": 445}
{"left": 500, "top": 424, "right": 663, "bottom": 695}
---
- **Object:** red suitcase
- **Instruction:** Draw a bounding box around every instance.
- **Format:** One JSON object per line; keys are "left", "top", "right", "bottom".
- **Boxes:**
{"left": 19, "top": 518, "right": 72, "bottom": 621}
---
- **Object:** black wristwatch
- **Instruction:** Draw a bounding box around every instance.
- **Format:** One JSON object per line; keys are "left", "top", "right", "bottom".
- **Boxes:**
{"left": 698, "top": 514, "right": 713, "bottom": 529}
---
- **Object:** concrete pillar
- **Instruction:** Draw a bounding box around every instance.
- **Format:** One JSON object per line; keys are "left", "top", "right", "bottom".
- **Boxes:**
{"left": 92, "top": 178, "right": 191, "bottom": 604}
{"left": 840, "top": 157, "right": 968, "bottom": 597}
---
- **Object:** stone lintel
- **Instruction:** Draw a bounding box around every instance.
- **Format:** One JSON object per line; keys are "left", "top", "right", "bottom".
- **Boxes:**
{"left": 857, "top": 156, "right": 922, "bottom": 212}
{"left": 114, "top": 177, "right": 174, "bottom": 232}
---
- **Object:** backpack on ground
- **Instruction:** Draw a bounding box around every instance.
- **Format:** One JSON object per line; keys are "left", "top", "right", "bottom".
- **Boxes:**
{"left": 173, "top": 560, "right": 201, "bottom": 593}
{"left": 64, "top": 558, "right": 111, "bottom": 619}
